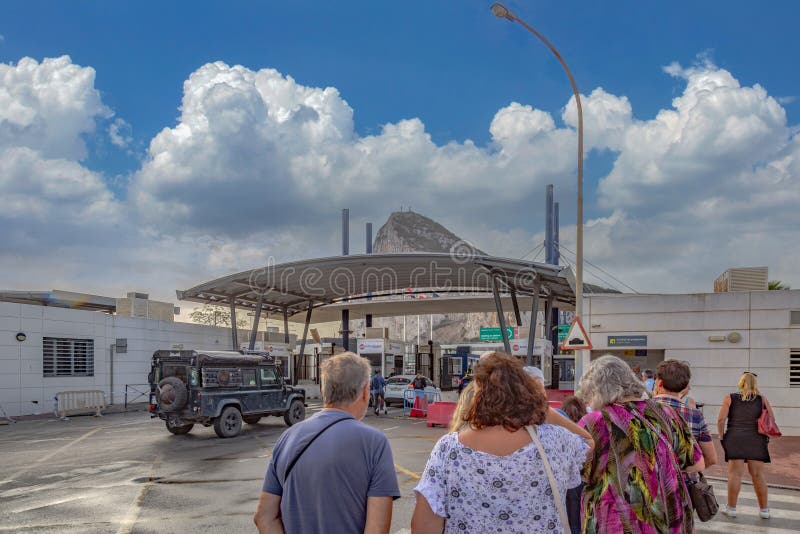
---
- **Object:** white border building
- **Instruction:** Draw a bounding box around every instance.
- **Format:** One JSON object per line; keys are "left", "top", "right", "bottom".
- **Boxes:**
{"left": 0, "top": 301, "right": 243, "bottom": 417}
{"left": 583, "top": 290, "right": 800, "bottom": 435}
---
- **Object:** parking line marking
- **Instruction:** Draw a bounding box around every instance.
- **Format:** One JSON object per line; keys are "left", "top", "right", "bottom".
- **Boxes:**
{"left": 1, "top": 426, "right": 102, "bottom": 484}
{"left": 394, "top": 463, "right": 421, "bottom": 481}
{"left": 384, "top": 426, "right": 399, "bottom": 432}
{"left": 116, "top": 453, "right": 162, "bottom": 534}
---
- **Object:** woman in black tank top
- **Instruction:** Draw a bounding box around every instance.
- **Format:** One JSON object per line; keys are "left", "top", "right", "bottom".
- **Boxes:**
{"left": 716, "top": 371, "right": 774, "bottom": 519}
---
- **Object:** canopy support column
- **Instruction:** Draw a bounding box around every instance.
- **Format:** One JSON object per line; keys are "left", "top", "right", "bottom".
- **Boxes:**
{"left": 295, "top": 300, "right": 313, "bottom": 386}
{"left": 283, "top": 306, "right": 290, "bottom": 344}
{"left": 248, "top": 293, "right": 264, "bottom": 351}
{"left": 543, "top": 296, "right": 554, "bottom": 348}
{"left": 511, "top": 290, "right": 522, "bottom": 326}
{"left": 229, "top": 298, "right": 238, "bottom": 350}
{"left": 342, "top": 310, "right": 350, "bottom": 351}
{"left": 526, "top": 281, "right": 542, "bottom": 366}
{"left": 491, "top": 276, "right": 511, "bottom": 353}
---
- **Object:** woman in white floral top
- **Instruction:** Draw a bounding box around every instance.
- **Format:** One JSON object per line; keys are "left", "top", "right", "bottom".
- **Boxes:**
{"left": 411, "top": 352, "right": 589, "bottom": 534}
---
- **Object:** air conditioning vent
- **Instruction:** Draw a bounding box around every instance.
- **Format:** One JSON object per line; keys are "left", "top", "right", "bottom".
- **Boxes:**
{"left": 791, "top": 350, "right": 800, "bottom": 387}
{"left": 43, "top": 337, "right": 94, "bottom": 377}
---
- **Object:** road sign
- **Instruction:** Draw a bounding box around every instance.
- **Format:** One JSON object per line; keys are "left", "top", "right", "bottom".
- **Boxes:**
{"left": 560, "top": 316, "right": 592, "bottom": 351}
{"left": 480, "top": 327, "right": 516, "bottom": 342}
{"left": 557, "top": 324, "right": 570, "bottom": 342}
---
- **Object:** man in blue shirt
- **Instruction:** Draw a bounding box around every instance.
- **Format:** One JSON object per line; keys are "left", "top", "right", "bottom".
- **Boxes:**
{"left": 254, "top": 353, "right": 400, "bottom": 533}
{"left": 370, "top": 369, "right": 387, "bottom": 415}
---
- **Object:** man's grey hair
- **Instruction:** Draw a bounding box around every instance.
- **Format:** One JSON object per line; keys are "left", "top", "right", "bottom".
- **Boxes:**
{"left": 579, "top": 354, "right": 649, "bottom": 409}
{"left": 321, "top": 352, "right": 371, "bottom": 406}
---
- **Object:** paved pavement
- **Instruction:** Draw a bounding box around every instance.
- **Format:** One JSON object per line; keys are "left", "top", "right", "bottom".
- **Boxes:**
{"left": 1, "top": 405, "right": 798, "bottom": 533}
{"left": 696, "top": 483, "right": 800, "bottom": 533}
{"left": 705, "top": 435, "right": 800, "bottom": 489}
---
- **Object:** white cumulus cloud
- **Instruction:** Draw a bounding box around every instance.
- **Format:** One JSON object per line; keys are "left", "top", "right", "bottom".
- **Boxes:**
{"left": 0, "top": 56, "right": 111, "bottom": 160}
{"left": 130, "top": 62, "right": 595, "bottom": 238}
{"left": 0, "top": 55, "right": 798, "bottom": 302}
{"left": 108, "top": 117, "right": 133, "bottom": 149}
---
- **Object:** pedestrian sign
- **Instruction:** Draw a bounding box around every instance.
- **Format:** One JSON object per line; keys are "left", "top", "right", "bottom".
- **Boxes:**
{"left": 560, "top": 316, "right": 592, "bottom": 351}
{"left": 480, "top": 326, "right": 516, "bottom": 342}
{"left": 557, "top": 324, "right": 570, "bottom": 342}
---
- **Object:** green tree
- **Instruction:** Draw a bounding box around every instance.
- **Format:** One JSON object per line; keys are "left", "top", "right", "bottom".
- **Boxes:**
{"left": 768, "top": 280, "right": 790, "bottom": 290}
{"left": 189, "top": 304, "right": 249, "bottom": 327}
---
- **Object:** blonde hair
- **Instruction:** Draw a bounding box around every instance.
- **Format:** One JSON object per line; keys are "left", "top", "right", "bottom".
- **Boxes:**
{"left": 449, "top": 382, "right": 475, "bottom": 433}
{"left": 738, "top": 372, "right": 760, "bottom": 401}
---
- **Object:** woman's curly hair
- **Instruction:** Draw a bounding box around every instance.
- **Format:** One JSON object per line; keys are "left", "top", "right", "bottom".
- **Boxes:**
{"left": 464, "top": 352, "right": 548, "bottom": 431}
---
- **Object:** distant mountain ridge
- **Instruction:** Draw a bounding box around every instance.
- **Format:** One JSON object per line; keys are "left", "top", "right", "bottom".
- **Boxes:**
{"left": 362, "top": 210, "right": 617, "bottom": 345}
{"left": 370, "top": 210, "right": 503, "bottom": 344}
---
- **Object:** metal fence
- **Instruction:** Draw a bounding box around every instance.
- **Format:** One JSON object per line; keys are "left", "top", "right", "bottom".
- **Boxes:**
{"left": 124, "top": 384, "right": 151, "bottom": 410}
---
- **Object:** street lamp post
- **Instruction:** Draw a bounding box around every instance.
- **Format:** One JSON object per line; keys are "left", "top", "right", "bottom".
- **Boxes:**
{"left": 491, "top": 3, "right": 585, "bottom": 381}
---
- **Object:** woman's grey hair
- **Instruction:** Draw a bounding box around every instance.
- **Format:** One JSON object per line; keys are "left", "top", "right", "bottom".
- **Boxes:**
{"left": 321, "top": 352, "right": 371, "bottom": 406}
{"left": 579, "top": 354, "right": 649, "bottom": 409}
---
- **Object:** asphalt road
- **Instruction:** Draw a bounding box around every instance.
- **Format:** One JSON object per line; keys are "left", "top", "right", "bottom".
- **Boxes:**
{"left": 1, "top": 405, "right": 798, "bottom": 533}
{"left": 0, "top": 403, "right": 446, "bottom": 533}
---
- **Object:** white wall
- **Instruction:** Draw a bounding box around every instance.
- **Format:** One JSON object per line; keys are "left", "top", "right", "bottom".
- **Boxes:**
{"left": 0, "top": 301, "right": 242, "bottom": 417}
{"left": 584, "top": 290, "right": 800, "bottom": 435}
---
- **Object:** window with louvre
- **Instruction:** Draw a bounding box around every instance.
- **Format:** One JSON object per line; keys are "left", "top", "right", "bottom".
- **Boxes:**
{"left": 43, "top": 337, "right": 94, "bottom": 377}
{"left": 791, "top": 350, "right": 800, "bottom": 387}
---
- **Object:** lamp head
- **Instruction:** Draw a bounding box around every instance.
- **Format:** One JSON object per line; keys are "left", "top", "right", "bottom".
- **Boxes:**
{"left": 491, "top": 3, "right": 513, "bottom": 20}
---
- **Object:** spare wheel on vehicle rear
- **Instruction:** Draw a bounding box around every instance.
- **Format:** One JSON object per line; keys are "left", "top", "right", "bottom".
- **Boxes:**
{"left": 157, "top": 377, "right": 188, "bottom": 411}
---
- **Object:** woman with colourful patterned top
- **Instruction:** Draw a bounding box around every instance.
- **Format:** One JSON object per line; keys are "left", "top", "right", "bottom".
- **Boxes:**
{"left": 578, "top": 355, "right": 705, "bottom": 534}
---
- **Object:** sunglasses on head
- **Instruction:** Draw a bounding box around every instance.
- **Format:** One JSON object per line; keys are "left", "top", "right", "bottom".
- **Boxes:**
{"left": 743, "top": 371, "right": 758, "bottom": 377}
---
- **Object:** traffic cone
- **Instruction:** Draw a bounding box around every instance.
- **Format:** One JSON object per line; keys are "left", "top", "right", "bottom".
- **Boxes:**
{"left": 410, "top": 393, "right": 427, "bottom": 418}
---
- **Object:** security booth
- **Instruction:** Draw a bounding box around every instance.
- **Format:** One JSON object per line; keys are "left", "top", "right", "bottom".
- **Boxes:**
{"left": 439, "top": 348, "right": 480, "bottom": 390}
{"left": 357, "top": 338, "right": 405, "bottom": 377}
{"left": 244, "top": 332, "right": 297, "bottom": 384}
{"left": 240, "top": 340, "right": 293, "bottom": 382}
{"left": 553, "top": 356, "right": 576, "bottom": 390}
{"left": 510, "top": 339, "right": 554, "bottom": 387}
{"left": 413, "top": 341, "right": 441, "bottom": 385}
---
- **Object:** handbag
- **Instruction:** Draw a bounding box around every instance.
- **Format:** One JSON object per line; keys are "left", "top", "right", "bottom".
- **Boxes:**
{"left": 526, "top": 425, "right": 570, "bottom": 534}
{"left": 685, "top": 473, "right": 719, "bottom": 522}
{"left": 758, "top": 397, "right": 782, "bottom": 437}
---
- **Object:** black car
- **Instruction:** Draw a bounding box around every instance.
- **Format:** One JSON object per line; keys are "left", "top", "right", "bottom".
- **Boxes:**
{"left": 148, "top": 349, "right": 306, "bottom": 438}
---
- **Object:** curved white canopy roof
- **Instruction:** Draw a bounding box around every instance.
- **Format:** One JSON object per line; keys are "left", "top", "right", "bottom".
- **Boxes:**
{"left": 177, "top": 253, "right": 576, "bottom": 318}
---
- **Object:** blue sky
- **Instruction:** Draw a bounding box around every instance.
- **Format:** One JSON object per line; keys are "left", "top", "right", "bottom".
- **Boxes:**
{"left": 1, "top": 1, "right": 798, "bottom": 297}
{"left": 4, "top": 1, "right": 797, "bottom": 186}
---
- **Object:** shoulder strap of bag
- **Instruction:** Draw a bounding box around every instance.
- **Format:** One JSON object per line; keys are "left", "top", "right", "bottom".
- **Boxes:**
{"left": 283, "top": 416, "right": 350, "bottom": 482}
{"left": 527, "top": 425, "right": 570, "bottom": 533}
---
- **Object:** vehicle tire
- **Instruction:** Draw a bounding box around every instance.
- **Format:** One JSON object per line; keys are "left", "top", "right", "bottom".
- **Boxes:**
{"left": 284, "top": 399, "right": 305, "bottom": 426}
{"left": 213, "top": 406, "right": 243, "bottom": 438}
{"left": 157, "top": 377, "right": 188, "bottom": 412}
{"left": 243, "top": 415, "right": 262, "bottom": 425}
{"left": 166, "top": 420, "right": 194, "bottom": 435}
